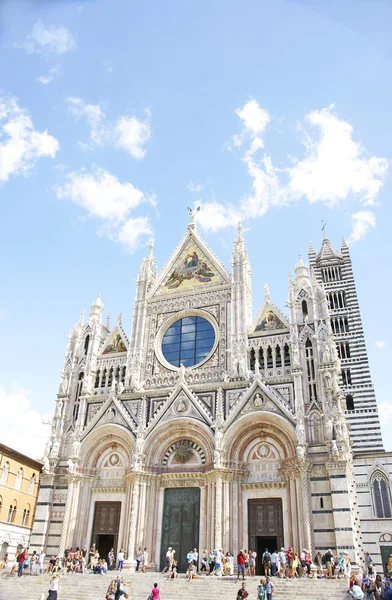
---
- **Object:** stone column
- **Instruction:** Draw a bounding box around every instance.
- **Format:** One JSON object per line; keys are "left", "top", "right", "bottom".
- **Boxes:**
{"left": 298, "top": 465, "right": 313, "bottom": 555}
{"left": 215, "top": 473, "right": 223, "bottom": 550}
{"left": 127, "top": 477, "right": 140, "bottom": 566}
{"left": 58, "top": 477, "right": 76, "bottom": 556}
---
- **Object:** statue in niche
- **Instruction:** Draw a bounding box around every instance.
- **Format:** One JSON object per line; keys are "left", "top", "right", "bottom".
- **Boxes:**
{"left": 60, "top": 374, "right": 69, "bottom": 395}
{"left": 71, "top": 436, "right": 81, "bottom": 458}
{"left": 179, "top": 363, "right": 186, "bottom": 383}
{"left": 296, "top": 420, "right": 306, "bottom": 445}
{"left": 331, "top": 440, "right": 339, "bottom": 459}
{"left": 296, "top": 445, "right": 305, "bottom": 460}
{"left": 67, "top": 458, "right": 76, "bottom": 473}
{"left": 176, "top": 398, "right": 187, "bottom": 413}
{"left": 253, "top": 393, "right": 263, "bottom": 408}
{"left": 55, "top": 398, "right": 63, "bottom": 419}
{"left": 292, "top": 346, "right": 300, "bottom": 365}
{"left": 50, "top": 439, "right": 60, "bottom": 459}
{"left": 322, "top": 343, "right": 331, "bottom": 363}
{"left": 325, "top": 418, "right": 333, "bottom": 440}
{"left": 42, "top": 456, "right": 51, "bottom": 473}
{"left": 117, "top": 381, "right": 124, "bottom": 394}
{"left": 213, "top": 449, "right": 223, "bottom": 468}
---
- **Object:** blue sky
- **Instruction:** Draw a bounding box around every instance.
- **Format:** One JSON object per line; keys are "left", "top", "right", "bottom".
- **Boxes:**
{"left": 1, "top": 0, "right": 391, "bottom": 457}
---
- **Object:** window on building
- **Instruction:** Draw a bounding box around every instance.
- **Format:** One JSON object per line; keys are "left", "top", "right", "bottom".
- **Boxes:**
{"left": 372, "top": 473, "right": 392, "bottom": 518}
{"left": 266, "top": 346, "right": 273, "bottom": 369}
{"left": 102, "top": 368, "right": 107, "bottom": 387}
{"left": 346, "top": 394, "right": 355, "bottom": 411}
{"left": 341, "top": 368, "right": 352, "bottom": 386}
{"left": 250, "top": 348, "right": 255, "bottom": 371}
{"left": 73, "top": 372, "right": 84, "bottom": 421}
{"left": 7, "top": 505, "right": 13, "bottom": 523}
{"left": 115, "top": 366, "right": 121, "bottom": 382}
{"left": 275, "top": 345, "right": 282, "bottom": 368}
{"left": 22, "top": 509, "right": 27, "bottom": 526}
{"left": 302, "top": 300, "right": 308, "bottom": 321}
{"left": 121, "top": 366, "right": 126, "bottom": 383}
{"left": 84, "top": 335, "right": 90, "bottom": 355}
{"left": 305, "top": 339, "right": 317, "bottom": 402}
{"left": 14, "top": 468, "right": 23, "bottom": 491}
{"left": 94, "top": 370, "right": 100, "bottom": 388}
{"left": 161, "top": 316, "right": 215, "bottom": 368}
{"left": 28, "top": 474, "right": 36, "bottom": 495}
{"left": 108, "top": 367, "right": 114, "bottom": 387}
{"left": 258, "top": 348, "right": 264, "bottom": 369}
{"left": 283, "top": 344, "right": 290, "bottom": 367}
{"left": 320, "top": 498, "right": 324, "bottom": 509}
{"left": 0, "top": 462, "right": 9, "bottom": 485}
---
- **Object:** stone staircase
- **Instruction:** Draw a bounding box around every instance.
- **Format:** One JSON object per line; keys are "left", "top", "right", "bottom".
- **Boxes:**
{"left": 0, "top": 571, "right": 349, "bottom": 600}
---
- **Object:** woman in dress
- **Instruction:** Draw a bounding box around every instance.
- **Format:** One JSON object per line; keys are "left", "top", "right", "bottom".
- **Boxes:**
{"left": 249, "top": 550, "right": 256, "bottom": 577}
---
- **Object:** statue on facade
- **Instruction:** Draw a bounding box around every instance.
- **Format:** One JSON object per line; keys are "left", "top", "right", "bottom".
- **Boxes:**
{"left": 67, "top": 458, "right": 76, "bottom": 473}
{"left": 50, "top": 439, "right": 60, "bottom": 459}
{"left": 296, "top": 420, "right": 306, "bottom": 445}
{"left": 296, "top": 445, "right": 305, "bottom": 460}
{"left": 60, "top": 373, "right": 69, "bottom": 395}
{"left": 179, "top": 363, "right": 186, "bottom": 383}
{"left": 42, "top": 456, "right": 51, "bottom": 473}
{"left": 331, "top": 440, "right": 339, "bottom": 460}
{"left": 213, "top": 449, "right": 223, "bottom": 468}
{"left": 322, "top": 343, "right": 331, "bottom": 363}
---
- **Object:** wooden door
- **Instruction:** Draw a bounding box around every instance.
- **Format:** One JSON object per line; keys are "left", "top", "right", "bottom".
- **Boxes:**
{"left": 91, "top": 502, "right": 121, "bottom": 554}
{"left": 248, "top": 498, "right": 284, "bottom": 553}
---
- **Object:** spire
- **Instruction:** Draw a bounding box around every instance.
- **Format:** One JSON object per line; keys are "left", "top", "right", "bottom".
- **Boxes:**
{"left": 105, "top": 315, "right": 111, "bottom": 330}
{"left": 116, "top": 311, "right": 122, "bottom": 324}
{"left": 79, "top": 309, "right": 85, "bottom": 326}
{"left": 264, "top": 283, "right": 270, "bottom": 299}
{"left": 316, "top": 236, "right": 343, "bottom": 263}
{"left": 89, "top": 293, "right": 104, "bottom": 322}
{"left": 295, "top": 255, "right": 311, "bottom": 287}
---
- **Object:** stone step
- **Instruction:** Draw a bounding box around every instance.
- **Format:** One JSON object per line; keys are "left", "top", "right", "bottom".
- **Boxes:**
{"left": 0, "top": 571, "right": 349, "bottom": 600}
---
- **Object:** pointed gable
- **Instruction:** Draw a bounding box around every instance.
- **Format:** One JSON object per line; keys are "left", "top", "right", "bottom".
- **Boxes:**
{"left": 251, "top": 298, "right": 289, "bottom": 334}
{"left": 100, "top": 326, "right": 128, "bottom": 355}
{"left": 150, "top": 228, "right": 231, "bottom": 297}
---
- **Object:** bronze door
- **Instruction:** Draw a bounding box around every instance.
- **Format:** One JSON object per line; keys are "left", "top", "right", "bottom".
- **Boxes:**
{"left": 160, "top": 488, "right": 200, "bottom": 572}
{"left": 91, "top": 501, "right": 121, "bottom": 557}
{"left": 248, "top": 499, "right": 283, "bottom": 573}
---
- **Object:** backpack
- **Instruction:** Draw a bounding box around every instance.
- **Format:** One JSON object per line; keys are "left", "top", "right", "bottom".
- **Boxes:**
{"left": 264, "top": 552, "right": 271, "bottom": 562}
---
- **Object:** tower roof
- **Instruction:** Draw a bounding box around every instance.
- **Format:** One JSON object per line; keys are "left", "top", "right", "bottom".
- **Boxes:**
{"left": 316, "top": 237, "right": 343, "bottom": 263}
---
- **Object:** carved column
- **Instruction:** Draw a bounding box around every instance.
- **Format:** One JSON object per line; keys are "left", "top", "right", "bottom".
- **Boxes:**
{"left": 215, "top": 473, "right": 223, "bottom": 550}
{"left": 298, "top": 464, "right": 313, "bottom": 555}
{"left": 127, "top": 477, "right": 140, "bottom": 565}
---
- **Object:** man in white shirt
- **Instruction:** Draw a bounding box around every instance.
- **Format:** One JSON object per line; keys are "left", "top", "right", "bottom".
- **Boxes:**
{"left": 162, "top": 547, "right": 173, "bottom": 573}
{"left": 38, "top": 549, "right": 45, "bottom": 574}
{"left": 117, "top": 549, "right": 124, "bottom": 571}
{"left": 47, "top": 573, "right": 60, "bottom": 599}
{"left": 192, "top": 548, "right": 198, "bottom": 570}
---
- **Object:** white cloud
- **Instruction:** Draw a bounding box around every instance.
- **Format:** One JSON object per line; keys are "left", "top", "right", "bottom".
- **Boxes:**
{"left": 347, "top": 210, "right": 376, "bottom": 244}
{"left": 37, "top": 65, "right": 61, "bottom": 85}
{"left": 55, "top": 168, "right": 153, "bottom": 252}
{"left": 66, "top": 97, "right": 106, "bottom": 145}
{"left": 0, "top": 96, "right": 59, "bottom": 183}
{"left": 114, "top": 113, "right": 151, "bottom": 159}
{"left": 187, "top": 181, "right": 204, "bottom": 193}
{"left": 0, "top": 382, "right": 51, "bottom": 460}
{"left": 15, "top": 20, "right": 76, "bottom": 55}
{"left": 375, "top": 341, "right": 386, "bottom": 349}
{"left": 197, "top": 101, "right": 389, "bottom": 234}
{"left": 66, "top": 97, "right": 151, "bottom": 158}
{"left": 287, "top": 106, "right": 389, "bottom": 206}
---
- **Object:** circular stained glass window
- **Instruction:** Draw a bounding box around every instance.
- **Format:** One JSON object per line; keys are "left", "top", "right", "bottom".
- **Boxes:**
{"left": 162, "top": 316, "right": 215, "bottom": 368}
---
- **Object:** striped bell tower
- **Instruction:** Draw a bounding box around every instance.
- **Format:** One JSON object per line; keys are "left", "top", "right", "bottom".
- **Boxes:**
{"left": 309, "top": 235, "right": 383, "bottom": 453}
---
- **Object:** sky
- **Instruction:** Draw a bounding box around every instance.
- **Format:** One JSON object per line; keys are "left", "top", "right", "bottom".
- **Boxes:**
{"left": 0, "top": 0, "right": 391, "bottom": 458}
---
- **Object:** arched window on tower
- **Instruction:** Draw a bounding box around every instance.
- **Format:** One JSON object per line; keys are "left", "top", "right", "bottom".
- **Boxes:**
{"left": 95, "top": 370, "right": 100, "bottom": 388}
{"left": 305, "top": 339, "right": 317, "bottom": 402}
{"left": 115, "top": 366, "right": 121, "bottom": 382}
{"left": 108, "top": 367, "right": 114, "bottom": 387}
{"left": 372, "top": 472, "right": 392, "bottom": 518}
{"left": 308, "top": 412, "right": 322, "bottom": 444}
{"left": 0, "top": 462, "right": 9, "bottom": 485}
{"left": 102, "top": 368, "right": 107, "bottom": 388}
{"left": 121, "top": 366, "right": 126, "bottom": 384}
{"left": 28, "top": 474, "right": 36, "bottom": 495}
{"left": 84, "top": 335, "right": 90, "bottom": 355}
{"left": 14, "top": 468, "right": 23, "bottom": 491}
{"left": 73, "top": 372, "right": 84, "bottom": 421}
{"left": 302, "top": 300, "right": 308, "bottom": 321}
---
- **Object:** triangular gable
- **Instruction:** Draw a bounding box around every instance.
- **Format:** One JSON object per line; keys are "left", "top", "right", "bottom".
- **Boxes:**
{"left": 146, "top": 382, "right": 213, "bottom": 433}
{"left": 251, "top": 299, "right": 289, "bottom": 334}
{"left": 149, "top": 228, "right": 231, "bottom": 297}
{"left": 100, "top": 326, "right": 128, "bottom": 356}
{"left": 81, "top": 395, "right": 136, "bottom": 439}
{"left": 225, "top": 379, "right": 296, "bottom": 429}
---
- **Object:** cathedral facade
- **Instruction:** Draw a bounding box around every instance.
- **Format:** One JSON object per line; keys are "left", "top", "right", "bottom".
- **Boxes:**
{"left": 30, "top": 216, "right": 392, "bottom": 574}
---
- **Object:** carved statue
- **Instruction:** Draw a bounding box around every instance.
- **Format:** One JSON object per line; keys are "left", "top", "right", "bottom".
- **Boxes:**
{"left": 50, "top": 439, "right": 60, "bottom": 458}
{"left": 335, "top": 420, "right": 343, "bottom": 441}
{"left": 213, "top": 449, "right": 223, "bottom": 468}
{"left": 42, "top": 456, "right": 51, "bottom": 473}
{"left": 292, "top": 346, "right": 300, "bottom": 365}
{"left": 67, "top": 458, "right": 76, "bottom": 473}
{"left": 55, "top": 398, "right": 63, "bottom": 419}
{"left": 296, "top": 445, "right": 305, "bottom": 460}
{"left": 60, "top": 374, "right": 69, "bottom": 395}
{"left": 325, "top": 418, "right": 333, "bottom": 441}
{"left": 322, "top": 343, "right": 331, "bottom": 363}
{"left": 179, "top": 363, "right": 186, "bottom": 383}
{"left": 117, "top": 381, "right": 124, "bottom": 394}
{"left": 177, "top": 398, "right": 187, "bottom": 413}
{"left": 71, "top": 436, "right": 81, "bottom": 458}
{"left": 253, "top": 393, "right": 263, "bottom": 408}
{"left": 296, "top": 420, "right": 306, "bottom": 445}
{"left": 331, "top": 440, "right": 339, "bottom": 459}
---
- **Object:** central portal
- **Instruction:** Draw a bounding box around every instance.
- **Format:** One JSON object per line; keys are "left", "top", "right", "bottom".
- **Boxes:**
{"left": 91, "top": 501, "right": 121, "bottom": 559}
{"left": 160, "top": 487, "right": 200, "bottom": 572}
{"left": 248, "top": 498, "right": 283, "bottom": 575}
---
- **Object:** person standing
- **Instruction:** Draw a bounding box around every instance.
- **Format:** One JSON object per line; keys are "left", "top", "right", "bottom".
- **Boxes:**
{"left": 365, "top": 552, "right": 373, "bottom": 576}
{"left": 262, "top": 549, "right": 272, "bottom": 577}
{"left": 117, "top": 548, "right": 124, "bottom": 571}
{"left": 236, "top": 581, "right": 249, "bottom": 599}
{"left": 142, "top": 547, "right": 148, "bottom": 573}
{"left": 108, "top": 548, "right": 115, "bottom": 571}
{"left": 237, "top": 549, "right": 246, "bottom": 581}
{"left": 249, "top": 550, "right": 257, "bottom": 577}
{"left": 278, "top": 548, "right": 286, "bottom": 578}
{"left": 18, "top": 548, "right": 26, "bottom": 577}
{"left": 257, "top": 577, "right": 266, "bottom": 600}
{"left": 46, "top": 573, "right": 60, "bottom": 600}
{"left": 151, "top": 582, "right": 160, "bottom": 600}
{"left": 135, "top": 547, "right": 142, "bottom": 572}
{"left": 265, "top": 576, "right": 274, "bottom": 600}
{"left": 39, "top": 549, "right": 45, "bottom": 574}
{"left": 162, "top": 547, "right": 172, "bottom": 573}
